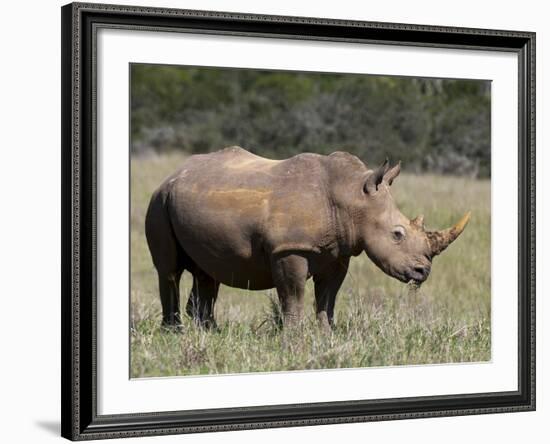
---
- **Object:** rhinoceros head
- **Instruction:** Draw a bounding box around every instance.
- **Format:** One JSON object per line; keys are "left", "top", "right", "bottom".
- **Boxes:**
{"left": 359, "top": 159, "right": 470, "bottom": 284}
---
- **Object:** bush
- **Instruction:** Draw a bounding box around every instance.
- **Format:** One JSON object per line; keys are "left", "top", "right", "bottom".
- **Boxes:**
{"left": 131, "top": 66, "right": 491, "bottom": 178}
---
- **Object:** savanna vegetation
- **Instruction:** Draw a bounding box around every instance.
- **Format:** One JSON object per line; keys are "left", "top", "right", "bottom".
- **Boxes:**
{"left": 130, "top": 65, "right": 491, "bottom": 377}
{"left": 131, "top": 65, "right": 491, "bottom": 178}
{"left": 130, "top": 153, "right": 490, "bottom": 378}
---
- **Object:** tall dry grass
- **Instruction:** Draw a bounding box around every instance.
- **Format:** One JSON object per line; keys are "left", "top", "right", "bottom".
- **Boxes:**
{"left": 130, "top": 152, "right": 490, "bottom": 377}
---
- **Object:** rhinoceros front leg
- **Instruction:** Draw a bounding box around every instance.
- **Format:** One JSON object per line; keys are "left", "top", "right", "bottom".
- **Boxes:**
{"left": 314, "top": 258, "right": 349, "bottom": 332}
{"left": 271, "top": 253, "right": 308, "bottom": 327}
{"left": 185, "top": 269, "right": 220, "bottom": 329}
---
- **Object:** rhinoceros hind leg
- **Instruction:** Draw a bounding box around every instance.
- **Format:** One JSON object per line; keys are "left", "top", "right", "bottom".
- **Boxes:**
{"left": 158, "top": 271, "right": 184, "bottom": 328}
{"left": 186, "top": 269, "right": 220, "bottom": 329}
{"left": 271, "top": 253, "right": 308, "bottom": 327}
{"left": 145, "top": 190, "right": 187, "bottom": 328}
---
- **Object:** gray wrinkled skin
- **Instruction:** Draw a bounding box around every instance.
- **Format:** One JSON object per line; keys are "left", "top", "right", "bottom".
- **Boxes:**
{"left": 145, "top": 146, "right": 469, "bottom": 330}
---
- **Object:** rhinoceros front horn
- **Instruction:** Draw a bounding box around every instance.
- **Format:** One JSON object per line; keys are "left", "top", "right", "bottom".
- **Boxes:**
{"left": 426, "top": 212, "right": 471, "bottom": 257}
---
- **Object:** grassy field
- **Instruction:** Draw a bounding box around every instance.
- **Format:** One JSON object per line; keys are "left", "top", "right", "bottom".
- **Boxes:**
{"left": 130, "top": 152, "right": 491, "bottom": 378}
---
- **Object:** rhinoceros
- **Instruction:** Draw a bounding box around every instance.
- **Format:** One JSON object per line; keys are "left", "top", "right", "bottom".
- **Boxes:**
{"left": 145, "top": 146, "right": 470, "bottom": 330}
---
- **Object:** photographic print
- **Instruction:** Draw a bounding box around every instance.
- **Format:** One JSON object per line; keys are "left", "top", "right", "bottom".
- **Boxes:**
{"left": 62, "top": 4, "right": 535, "bottom": 438}
{"left": 129, "top": 64, "right": 491, "bottom": 378}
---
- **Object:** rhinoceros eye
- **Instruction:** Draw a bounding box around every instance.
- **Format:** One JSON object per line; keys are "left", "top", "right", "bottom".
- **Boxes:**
{"left": 391, "top": 226, "right": 406, "bottom": 243}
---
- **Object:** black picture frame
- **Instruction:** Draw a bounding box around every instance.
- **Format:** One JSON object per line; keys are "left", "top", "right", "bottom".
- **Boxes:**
{"left": 61, "top": 2, "right": 536, "bottom": 440}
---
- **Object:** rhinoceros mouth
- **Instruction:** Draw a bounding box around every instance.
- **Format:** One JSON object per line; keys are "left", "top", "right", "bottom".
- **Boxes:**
{"left": 392, "top": 269, "right": 419, "bottom": 285}
{"left": 406, "top": 264, "right": 431, "bottom": 283}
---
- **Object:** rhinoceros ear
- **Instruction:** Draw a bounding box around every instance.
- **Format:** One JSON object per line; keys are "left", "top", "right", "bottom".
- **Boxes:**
{"left": 364, "top": 158, "right": 390, "bottom": 194}
{"left": 383, "top": 161, "right": 401, "bottom": 186}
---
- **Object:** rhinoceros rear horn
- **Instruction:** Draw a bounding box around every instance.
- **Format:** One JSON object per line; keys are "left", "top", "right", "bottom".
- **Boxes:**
{"left": 411, "top": 214, "right": 425, "bottom": 229}
{"left": 427, "top": 211, "right": 471, "bottom": 257}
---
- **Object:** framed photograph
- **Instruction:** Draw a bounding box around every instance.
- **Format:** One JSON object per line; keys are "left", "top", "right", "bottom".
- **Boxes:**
{"left": 61, "top": 2, "right": 535, "bottom": 440}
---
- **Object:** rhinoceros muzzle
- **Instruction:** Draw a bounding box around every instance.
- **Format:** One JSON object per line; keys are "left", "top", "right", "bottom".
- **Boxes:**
{"left": 406, "top": 263, "right": 432, "bottom": 284}
{"left": 404, "top": 211, "right": 471, "bottom": 285}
